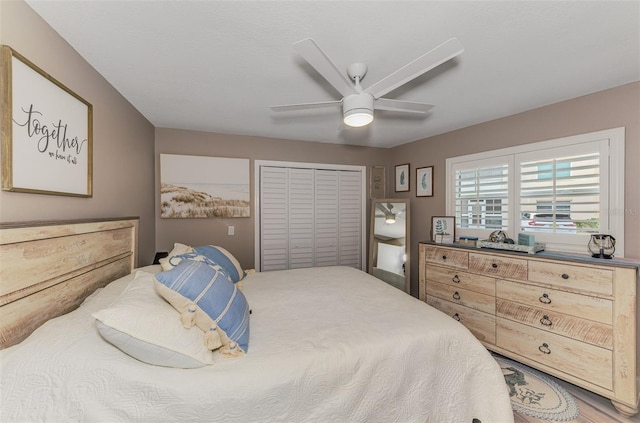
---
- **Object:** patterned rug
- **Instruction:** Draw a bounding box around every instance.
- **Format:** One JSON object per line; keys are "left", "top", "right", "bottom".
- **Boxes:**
{"left": 493, "top": 354, "right": 579, "bottom": 422}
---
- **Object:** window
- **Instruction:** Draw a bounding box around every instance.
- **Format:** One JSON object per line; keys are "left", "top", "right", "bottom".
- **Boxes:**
{"left": 446, "top": 128, "right": 625, "bottom": 255}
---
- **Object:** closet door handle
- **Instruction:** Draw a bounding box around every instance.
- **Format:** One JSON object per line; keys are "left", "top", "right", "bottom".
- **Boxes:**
{"left": 452, "top": 291, "right": 461, "bottom": 300}
{"left": 452, "top": 275, "right": 460, "bottom": 283}
{"left": 540, "top": 315, "right": 553, "bottom": 326}
{"left": 539, "top": 293, "right": 552, "bottom": 304}
{"left": 538, "top": 343, "right": 551, "bottom": 354}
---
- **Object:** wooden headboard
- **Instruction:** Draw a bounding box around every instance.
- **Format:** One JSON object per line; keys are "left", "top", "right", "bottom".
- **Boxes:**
{"left": 0, "top": 217, "right": 139, "bottom": 349}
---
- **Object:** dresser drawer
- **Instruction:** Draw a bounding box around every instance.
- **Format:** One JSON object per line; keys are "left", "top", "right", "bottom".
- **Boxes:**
{"left": 424, "top": 246, "right": 469, "bottom": 269}
{"left": 427, "top": 297, "right": 496, "bottom": 344}
{"left": 469, "top": 252, "right": 527, "bottom": 280}
{"left": 497, "top": 279, "right": 612, "bottom": 324}
{"left": 426, "top": 265, "right": 495, "bottom": 296}
{"left": 427, "top": 280, "right": 495, "bottom": 314}
{"left": 496, "top": 299, "right": 613, "bottom": 349}
{"left": 497, "top": 318, "right": 613, "bottom": 390}
{"left": 528, "top": 260, "right": 613, "bottom": 296}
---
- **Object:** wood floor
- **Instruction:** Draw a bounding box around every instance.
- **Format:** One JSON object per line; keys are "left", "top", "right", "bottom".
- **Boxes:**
{"left": 512, "top": 374, "right": 640, "bottom": 423}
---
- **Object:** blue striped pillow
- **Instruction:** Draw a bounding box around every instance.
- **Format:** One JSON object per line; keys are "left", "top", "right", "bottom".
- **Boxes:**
{"left": 167, "top": 245, "right": 246, "bottom": 284}
{"left": 193, "top": 245, "right": 246, "bottom": 283}
{"left": 155, "top": 260, "right": 250, "bottom": 355}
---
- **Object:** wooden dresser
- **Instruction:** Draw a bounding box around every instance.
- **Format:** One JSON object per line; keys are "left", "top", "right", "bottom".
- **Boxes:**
{"left": 419, "top": 242, "right": 639, "bottom": 416}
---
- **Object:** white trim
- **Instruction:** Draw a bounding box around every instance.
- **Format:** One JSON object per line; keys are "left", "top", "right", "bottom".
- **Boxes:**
{"left": 254, "top": 160, "right": 367, "bottom": 271}
{"left": 607, "top": 127, "right": 625, "bottom": 257}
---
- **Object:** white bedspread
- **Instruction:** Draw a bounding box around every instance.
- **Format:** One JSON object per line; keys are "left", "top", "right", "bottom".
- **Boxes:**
{"left": 1, "top": 266, "right": 513, "bottom": 423}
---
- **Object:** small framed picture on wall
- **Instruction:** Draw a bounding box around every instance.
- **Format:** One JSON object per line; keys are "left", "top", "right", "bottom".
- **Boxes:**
{"left": 395, "top": 163, "right": 410, "bottom": 192}
{"left": 416, "top": 166, "right": 433, "bottom": 197}
{"left": 370, "top": 166, "right": 385, "bottom": 199}
{"left": 431, "top": 216, "right": 455, "bottom": 244}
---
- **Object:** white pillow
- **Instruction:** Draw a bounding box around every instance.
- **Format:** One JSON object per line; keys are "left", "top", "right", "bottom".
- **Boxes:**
{"left": 93, "top": 271, "right": 214, "bottom": 368}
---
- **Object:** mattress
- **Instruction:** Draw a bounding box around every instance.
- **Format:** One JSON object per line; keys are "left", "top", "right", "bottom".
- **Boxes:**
{"left": 0, "top": 265, "right": 513, "bottom": 422}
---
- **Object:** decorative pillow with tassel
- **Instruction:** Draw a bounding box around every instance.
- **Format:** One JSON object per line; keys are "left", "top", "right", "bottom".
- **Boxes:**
{"left": 154, "top": 259, "right": 250, "bottom": 356}
{"left": 165, "top": 245, "right": 247, "bottom": 289}
{"left": 159, "top": 242, "right": 194, "bottom": 271}
{"left": 191, "top": 245, "right": 246, "bottom": 283}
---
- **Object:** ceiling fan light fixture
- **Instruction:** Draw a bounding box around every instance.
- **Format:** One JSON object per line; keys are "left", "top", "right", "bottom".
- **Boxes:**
{"left": 385, "top": 213, "right": 396, "bottom": 224}
{"left": 343, "top": 93, "right": 374, "bottom": 127}
{"left": 344, "top": 110, "right": 373, "bottom": 127}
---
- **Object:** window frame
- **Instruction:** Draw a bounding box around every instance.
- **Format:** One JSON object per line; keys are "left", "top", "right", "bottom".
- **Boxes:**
{"left": 446, "top": 127, "right": 625, "bottom": 256}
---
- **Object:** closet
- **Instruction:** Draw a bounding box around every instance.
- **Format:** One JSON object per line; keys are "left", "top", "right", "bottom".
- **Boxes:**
{"left": 257, "top": 162, "right": 365, "bottom": 272}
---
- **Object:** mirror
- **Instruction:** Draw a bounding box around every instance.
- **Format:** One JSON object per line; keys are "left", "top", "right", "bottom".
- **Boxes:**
{"left": 368, "top": 199, "right": 410, "bottom": 293}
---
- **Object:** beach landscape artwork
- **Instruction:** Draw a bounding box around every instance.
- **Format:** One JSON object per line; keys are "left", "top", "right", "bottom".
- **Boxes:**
{"left": 160, "top": 154, "right": 250, "bottom": 218}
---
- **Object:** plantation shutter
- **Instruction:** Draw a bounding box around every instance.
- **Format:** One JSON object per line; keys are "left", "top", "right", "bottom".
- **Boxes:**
{"left": 453, "top": 160, "right": 510, "bottom": 230}
{"left": 517, "top": 142, "right": 602, "bottom": 233}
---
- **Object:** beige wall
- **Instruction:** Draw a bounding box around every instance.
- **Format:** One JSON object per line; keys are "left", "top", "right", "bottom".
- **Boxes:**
{"left": 155, "top": 128, "right": 388, "bottom": 269}
{"left": 390, "top": 82, "right": 640, "bottom": 296}
{"left": 0, "top": 0, "right": 157, "bottom": 264}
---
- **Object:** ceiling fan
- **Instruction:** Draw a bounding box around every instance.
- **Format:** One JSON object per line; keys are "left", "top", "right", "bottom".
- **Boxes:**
{"left": 270, "top": 37, "right": 464, "bottom": 127}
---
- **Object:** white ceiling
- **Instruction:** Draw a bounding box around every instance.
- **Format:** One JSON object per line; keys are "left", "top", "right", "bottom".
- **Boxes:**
{"left": 25, "top": 1, "right": 640, "bottom": 148}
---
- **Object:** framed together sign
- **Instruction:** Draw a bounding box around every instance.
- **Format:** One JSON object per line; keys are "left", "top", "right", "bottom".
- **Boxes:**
{"left": 1, "top": 45, "right": 93, "bottom": 197}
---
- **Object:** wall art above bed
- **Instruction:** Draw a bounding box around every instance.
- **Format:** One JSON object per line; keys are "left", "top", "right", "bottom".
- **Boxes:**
{"left": 1, "top": 45, "right": 93, "bottom": 197}
{"left": 160, "top": 154, "right": 250, "bottom": 218}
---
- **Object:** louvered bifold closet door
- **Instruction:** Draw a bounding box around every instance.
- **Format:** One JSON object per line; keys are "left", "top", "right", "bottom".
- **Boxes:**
{"left": 259, "top": 164, "right": 363, "bottom": 271}
{"left": 314, "top": 170, "right": 339, "bottom": 267}
{"left": 289, "top": 169, "right": 315, "bottom": 268}
{"left": 338, "top": 171, "right": 362, "bottom": 269}
{"left": 260, "top": 167, "right": 289, "bottom": 271}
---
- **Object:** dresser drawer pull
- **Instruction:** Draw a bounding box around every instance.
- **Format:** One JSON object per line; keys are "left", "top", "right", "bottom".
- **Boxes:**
{"left": 538, "top": 343, "right": 551, "bottom": 354}
{"left": 539, "top": 293, "right": 552, "bottom": 304}
{"left": 452, "top": 313, "right": 461, "bottom": 321}
{"left": 491, "top": 263, "right": 498, "bottom": 268}
{"left": 452, "top": 275, "right": 460, "bottom": 283}
{"left": 561, "top": 273, "right": 569, "bottom": 279}
{"left": 452, "top": 291, "right": 461, "bottom": 300}
{"left": 442, "top": 255, "right": 447, "bottom": 261}
{"left": 540, "top": 315, "right": 553, "bottom": 326}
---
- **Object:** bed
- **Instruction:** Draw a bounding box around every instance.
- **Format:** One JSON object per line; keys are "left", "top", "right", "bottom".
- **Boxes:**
{"left": 0, "top": 217, "right": 513, "bottom": 423}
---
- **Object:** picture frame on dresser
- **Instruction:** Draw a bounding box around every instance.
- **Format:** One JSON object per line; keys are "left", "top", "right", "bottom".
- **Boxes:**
{"left": 431, "top": 216, "right": 455, "bottom": 244}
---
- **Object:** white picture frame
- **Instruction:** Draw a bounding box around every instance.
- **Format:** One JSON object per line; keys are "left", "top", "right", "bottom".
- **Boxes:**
{"left": 432, "top": 216, "right": 455, "bottom": 244}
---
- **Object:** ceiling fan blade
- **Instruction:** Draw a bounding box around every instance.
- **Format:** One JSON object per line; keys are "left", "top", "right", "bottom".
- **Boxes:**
{"left": 293, "top": 38, "right": 357, "bottom": 97}
{"left": 376, "top": 203, "right": 390, "bottom": 213}
{"left": 270, "top": 100, "right": 342, "bottom": 112}
{"left": 365, "top": 38, "right": 464, "bottom": 99}
{"left": 374, "top": 98, "right": 434, "bottom": 114}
